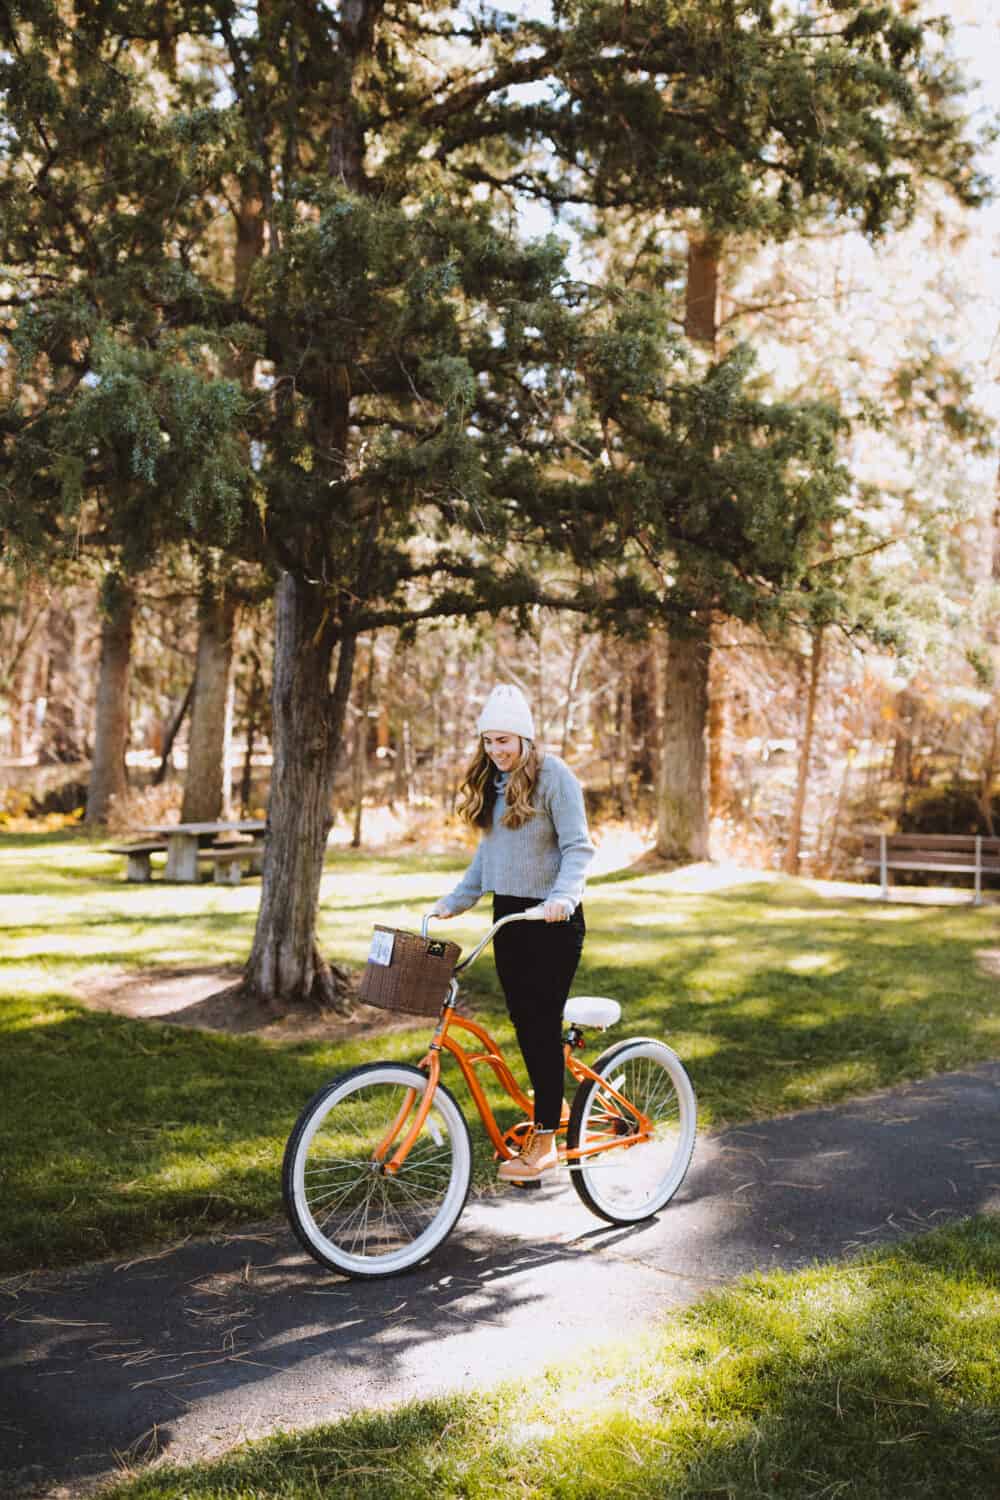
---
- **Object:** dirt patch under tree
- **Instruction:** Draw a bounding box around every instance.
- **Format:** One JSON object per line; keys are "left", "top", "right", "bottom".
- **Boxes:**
{"left": 71, "top": 964, "right": 430, "bottom": 1043}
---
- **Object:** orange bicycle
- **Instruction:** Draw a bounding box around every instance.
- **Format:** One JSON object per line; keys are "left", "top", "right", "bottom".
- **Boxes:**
{"left": 282, "top": 908, "right": 697, "bottom": 1279}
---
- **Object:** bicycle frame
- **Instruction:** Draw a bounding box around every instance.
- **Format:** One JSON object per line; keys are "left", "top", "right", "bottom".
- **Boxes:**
{"left": 377, "top": 910, "right": 654, "bottom": 1175}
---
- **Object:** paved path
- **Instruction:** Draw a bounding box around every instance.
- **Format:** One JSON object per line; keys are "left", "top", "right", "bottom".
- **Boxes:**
{"left": 3, "top": 1061, "right": 999, "bottom": 1497}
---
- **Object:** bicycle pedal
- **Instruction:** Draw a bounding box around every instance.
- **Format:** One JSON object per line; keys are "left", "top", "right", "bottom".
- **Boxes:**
{"left": 510, "top": 1179, "right": 542, "bottom": 1191}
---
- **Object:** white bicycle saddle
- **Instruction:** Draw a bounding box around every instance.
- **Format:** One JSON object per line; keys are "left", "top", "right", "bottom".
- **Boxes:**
{"left": 564, "top": 995, "right": 621, "bottom": 1030}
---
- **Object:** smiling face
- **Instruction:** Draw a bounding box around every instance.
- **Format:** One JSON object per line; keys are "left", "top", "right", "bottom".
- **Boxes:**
{"left": 482, "top": 731, "right": 522, "bottom": 773}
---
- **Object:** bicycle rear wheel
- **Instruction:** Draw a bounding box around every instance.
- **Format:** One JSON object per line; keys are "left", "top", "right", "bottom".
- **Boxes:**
{"left": 282, "top": 1062, "right": 472, "bottom": 1278}
{"left": 567, "top": 1037, "right": 696, "bottom": 1225}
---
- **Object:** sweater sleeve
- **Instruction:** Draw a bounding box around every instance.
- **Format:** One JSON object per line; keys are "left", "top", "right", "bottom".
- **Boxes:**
{"left": 543, "top": 763, "right": 595, "bottom": 909}
{"left": 443, "top": 839, "right": 486, "bottom": 914}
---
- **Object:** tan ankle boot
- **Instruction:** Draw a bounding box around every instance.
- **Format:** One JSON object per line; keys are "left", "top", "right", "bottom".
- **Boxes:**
{"left": 498, "top": 1128, "right": 559, "bottom": 1183}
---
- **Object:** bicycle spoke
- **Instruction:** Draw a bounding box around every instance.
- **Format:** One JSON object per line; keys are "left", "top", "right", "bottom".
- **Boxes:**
{"left": 285, "top": 1065, "right": 472, "bottom": 1275}
{"left": 569, "top": 1042, "right": 696, "bottom": 1225}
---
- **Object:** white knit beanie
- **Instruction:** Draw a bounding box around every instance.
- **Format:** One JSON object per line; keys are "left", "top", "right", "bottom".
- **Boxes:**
{"left": 477, "top": 684, "right": 535, "bottom": 741}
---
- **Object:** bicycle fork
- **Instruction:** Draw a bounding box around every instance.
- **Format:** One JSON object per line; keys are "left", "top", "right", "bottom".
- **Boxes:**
{"left": 371, "top": 1049, "right": 443, "bottom": 1176}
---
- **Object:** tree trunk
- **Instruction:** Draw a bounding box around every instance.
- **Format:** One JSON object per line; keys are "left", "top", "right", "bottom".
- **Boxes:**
{"left": 243, "top": 0, "right": 372, "bottom": 1008}
{"left": 890, "top": 688, "right": 919, "bottom": 804}
{"left": 535, "top": 621, "right": 547, "bottom": 746}
{"left": 400, "top": 719, "right": 414, "bottom": 803}
{"left": 239, "top": 647, "right": 264, "bottom": 814}
{"left": 783, "top": 628, "right": 824, "bottom": 875}
{"left": 181, "top": 583, "right": 237, "bottom": 822}
{"left": 39, "top": 598, "right": 88, "bottom": 764}
{"left": 684, "top": 231, "right": 729, "bottom": 826}
{"left": 222, "top": 175, "right": 266, "bottom": 820}
{"left": 177, "top": 166, "right": 261, "bottom": 823}
{"left": 85, "top": 576, "right": 134, "bottom": 825}
{"left": 633, "top": 642, "right": 657, "bottom": 787}
{"left": 351, "top": 637, "right": 375, "bottom": 848}
{"left": 6, "top": 595, "right": 47, "bottom": 761}
{"left": 708, "top": 621, "right": 733, "bottom": 818}
{"left": 560, "top": 624, "right": 587, "bottom": 759}
{"left": 685, "top": 233, "right": 722, "bottom": 345}
{"left": 221, "top": 665, "right": 236, "bottom": 819}
{"left": 656, "top": 623, "right": 711, "bottom": 862}
{"left": 153, "top": 679, "right": 194, "bottom": 785}
{"left": 3, "top": 583, "right": 57, "bottom": 763}
{"left": 243, "top": 571, "right": 355, "bottom": 1011}
{"left": 618, "top": 652, "right": 634, "bottom": 819}
{"left": 820, "top": 745, "right": 854, "bottom": 877}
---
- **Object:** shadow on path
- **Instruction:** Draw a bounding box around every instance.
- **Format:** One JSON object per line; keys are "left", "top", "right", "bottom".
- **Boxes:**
{"left": 2, "top": 1061, "right": 998, "bottom": 1497}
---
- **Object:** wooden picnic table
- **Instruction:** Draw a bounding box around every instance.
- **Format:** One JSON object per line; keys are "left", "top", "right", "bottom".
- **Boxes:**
{"left": 138, "top": 819, "right": 267, "bottom": 883}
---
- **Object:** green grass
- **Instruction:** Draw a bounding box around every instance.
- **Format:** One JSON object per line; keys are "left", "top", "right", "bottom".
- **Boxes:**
{"left": 100, "top": 1215, "right": 1000, "bottom": 1499}
{"left": 2, "top": 832, "right": 1000, "bottom": 1270}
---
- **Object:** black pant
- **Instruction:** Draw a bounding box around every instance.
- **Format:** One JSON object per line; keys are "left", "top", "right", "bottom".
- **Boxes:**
{"left": 492, "top": 895, "right": 586, "bottom": 1131}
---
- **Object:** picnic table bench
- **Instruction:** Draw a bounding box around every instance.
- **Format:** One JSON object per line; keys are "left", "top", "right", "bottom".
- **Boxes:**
{"left": 106, "top": 841, "right": 167, "bottom": 883}
{"left": 198, "top": 841, "right": 265, "bottom": 885}
{"left": 862, "top": 832, "right": 1000, "bottom": 905}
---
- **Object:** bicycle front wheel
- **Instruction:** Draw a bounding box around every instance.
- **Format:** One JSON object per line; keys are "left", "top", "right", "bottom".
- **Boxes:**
{"left": 567, "top": 1038, "right": 696, "bottom": 1225}
{"left": 282, "top": 1062, "right": 472, "bottom": 1279}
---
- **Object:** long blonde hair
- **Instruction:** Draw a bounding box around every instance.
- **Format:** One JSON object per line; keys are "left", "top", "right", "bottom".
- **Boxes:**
{"left": 456, "top": 739, "right": 542, "bottom": 831}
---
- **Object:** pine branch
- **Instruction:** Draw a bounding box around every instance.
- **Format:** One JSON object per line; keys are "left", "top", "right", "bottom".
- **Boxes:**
{"left": 418, "top": 44, "right": 564, "bottom": 129}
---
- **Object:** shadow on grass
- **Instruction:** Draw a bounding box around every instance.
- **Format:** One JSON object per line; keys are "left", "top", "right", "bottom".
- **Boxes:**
{"left": 573, "top": 880, "right": 1000, "bottom": 1124}
{"left": 0, "top": 1004, "right": 393, "bottom": 1269}
{"left": 4, "top": 846, "right": 1000, "bottom": 1271}
{"left": 0, "top": 991, "right": 519, "bottom": 1272}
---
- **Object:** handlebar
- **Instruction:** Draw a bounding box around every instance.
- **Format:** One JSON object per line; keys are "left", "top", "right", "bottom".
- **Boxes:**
{"left": 422, "top": 904, "right": 548, "bottom": 973}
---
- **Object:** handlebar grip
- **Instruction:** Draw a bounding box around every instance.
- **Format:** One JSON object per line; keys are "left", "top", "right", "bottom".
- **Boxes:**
{"left": 424, "top": 902, "right": 549, "bottom": 946}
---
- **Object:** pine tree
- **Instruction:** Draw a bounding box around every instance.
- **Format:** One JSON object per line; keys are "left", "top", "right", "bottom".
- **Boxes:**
{"left": 1, "top": 0, "right": 985, "bottom": 999}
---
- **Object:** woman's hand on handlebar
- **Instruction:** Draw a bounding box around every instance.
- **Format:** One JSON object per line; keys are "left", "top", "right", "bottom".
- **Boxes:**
{"left": 429, "top": 899, "right": 570, "bottom": 923}
{"left": 543, "top": 898, "right": 573, "bottom": 923}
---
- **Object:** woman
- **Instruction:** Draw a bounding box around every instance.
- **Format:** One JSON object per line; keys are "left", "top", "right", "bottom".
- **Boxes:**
{"left": 431, "top": 683, "right": 595, "bottom": 1182}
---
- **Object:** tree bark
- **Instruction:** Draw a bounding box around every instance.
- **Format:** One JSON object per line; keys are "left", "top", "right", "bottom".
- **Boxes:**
{"left": 222, "top": 663, "right": 236, "bottom": 820}
{"left": 351, "top": 636, "right": 375, "bottom": 848}
{"left": 153, "top": 679, "right": 194, "bottom": 785}
{"left": 243, "top": 571, "right": 355, "bottom": 1011}
{"left": 783, "top": 627, "right": 824, "bottom": 875}
{"left": 181, "top": 583, "right": 237, "bottom": 822}
{"left": 684, "top": 233, "right": 722, "bottom": 345}
{"left": 4, "top": 584, "right": 53, "bottom": 763}
{"left": 684, "top": 231, "right": 729, "bottom": 829}
{"left": 618, "top": 651, "right": 634, "bottom": 819}
{"left": 651, "top": 232, "right": 723, "bottom": 855}
{"left": 820, "top": 744, "right": 854, "bottom": 877}
{"left": 40, "top": 597, "right": 90, "bottom": 764}
{"left": 708, "top": 621, "right": 733, "bottom": 818}
{"left": 85, "top": 576, "right": 134, "bottom": 825}
{"left": 890, "top": 688, "right": 919, "bottom": 794}
{"left": 560, "top": 624, "right": 587, "bottom": 760}
{"left": 239, "top": 647, "right": 264, "bottom": 814}
{"left": 6, "top": 592, "right": 47, "bottom": 761}
{"left": 656, "top": 624, "right": 711, "bottom": 862}
{"left": 398, "top": 718, "right": 414, "bottom": 804}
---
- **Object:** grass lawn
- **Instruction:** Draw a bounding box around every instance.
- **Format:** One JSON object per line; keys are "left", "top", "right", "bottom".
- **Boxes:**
{"left": 100, "top": 1215, "right": 1000, "bottom": 1499}
{"left": 2, "top": 831, "right": 999, "bottom": 1271}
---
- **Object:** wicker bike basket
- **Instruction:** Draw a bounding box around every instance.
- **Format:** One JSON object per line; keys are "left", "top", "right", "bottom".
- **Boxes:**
{"left": 358, "top": 926, "right": 462, "bottom": 1016}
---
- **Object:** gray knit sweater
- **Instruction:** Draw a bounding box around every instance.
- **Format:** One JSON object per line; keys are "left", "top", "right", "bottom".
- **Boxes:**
{"left": 444, "top": 753, "right": 595, "bottom": 914}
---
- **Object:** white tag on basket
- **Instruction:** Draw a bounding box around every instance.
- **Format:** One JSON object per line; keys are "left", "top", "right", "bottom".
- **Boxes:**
{"left": 368, "top": 929, "right": 395, "bottom": 966}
